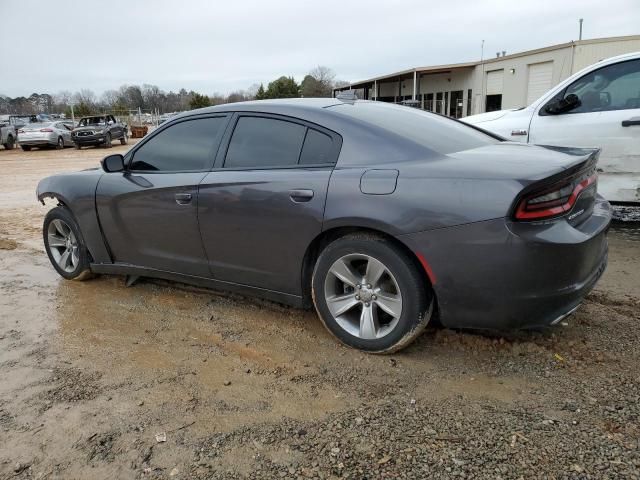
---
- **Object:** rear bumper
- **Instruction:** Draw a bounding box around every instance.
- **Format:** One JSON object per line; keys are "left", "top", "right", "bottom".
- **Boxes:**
{"left": 19, "top": 139, "right": 57, "bottom": 146}
{"left": 399, "top": 195, "right": 612, "bottom": 330}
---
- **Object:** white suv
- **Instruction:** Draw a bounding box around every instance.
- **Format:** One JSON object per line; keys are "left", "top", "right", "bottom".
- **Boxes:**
{"left": 463, "top": 52, "right": 640, "bottom": 205}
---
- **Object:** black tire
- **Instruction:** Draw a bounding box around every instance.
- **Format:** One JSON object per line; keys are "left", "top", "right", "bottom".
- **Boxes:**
{"left": 312, "top": 234, "right": 433, "bottom": 353}
{"left": 74, "top": 143, "right": 81, "bottom": 149}
{"left": 120, "top": 131, "right": 128, "bottom": 145}
{"left": 56, "top": 137, "right": 64, "bottom": 149}
{"left": 43, "top": 206, "right": 93, "bottom": 281}
{"left": 104, "top": 133, "right": 112, "bottom": 148}
{"left": 21, "top": 145, "right": 31, "bottom": 151}
{"left": 4, "top": 135, "right": 15, "bottom": 150}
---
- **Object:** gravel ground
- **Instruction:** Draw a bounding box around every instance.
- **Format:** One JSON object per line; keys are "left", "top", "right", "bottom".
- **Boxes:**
{"left": 0, "top": 145, "right": 638, "bottom": 479}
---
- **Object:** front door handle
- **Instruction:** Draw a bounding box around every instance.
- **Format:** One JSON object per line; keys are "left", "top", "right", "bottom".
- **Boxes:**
{"left": 175, "top": 193, "right": 192, "bottom": 205}
{"left": 289, "top": 189, "right": 314, "bottom": 203}
{"left": 622, "top": 117, "right": 640, "bottom": 127}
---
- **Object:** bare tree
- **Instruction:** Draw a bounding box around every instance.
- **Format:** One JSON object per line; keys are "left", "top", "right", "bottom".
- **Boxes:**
{"left": 301, "top": 66, "right": 336, "bottom": 97}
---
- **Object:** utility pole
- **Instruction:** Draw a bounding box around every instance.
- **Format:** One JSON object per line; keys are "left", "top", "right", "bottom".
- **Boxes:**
{"left": 579, "top": 18, "right": 583, "bottom": 41}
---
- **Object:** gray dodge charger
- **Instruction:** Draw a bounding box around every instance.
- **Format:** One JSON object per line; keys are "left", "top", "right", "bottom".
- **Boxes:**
{"left": 37, "top": 98, "right": 611, "bottom": 353}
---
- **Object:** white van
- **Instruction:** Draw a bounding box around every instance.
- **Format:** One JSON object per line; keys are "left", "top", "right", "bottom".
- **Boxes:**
{"left": 463, "top": 52, "right": 640, "bottom": 205}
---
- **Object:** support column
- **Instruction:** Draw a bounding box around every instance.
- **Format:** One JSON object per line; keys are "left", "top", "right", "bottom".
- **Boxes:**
{"left": 374, "top": 80, "right": 377, "bottom": 101}
{"left": 412, "top": 71, "right": 417, "bottom": 101}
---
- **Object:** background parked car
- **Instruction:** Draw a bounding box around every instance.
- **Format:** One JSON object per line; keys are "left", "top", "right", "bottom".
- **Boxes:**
{"left": 463, "top": 52, "right": 640, "bottom": 205}
{"left": 0, "top": 121, "right": 17, "bottom": 150}
{"left": 18, "top": 121, "right": 74, "bottom": 151}
{"left": 72, "top": 115, "right": 128, "bottom": 149}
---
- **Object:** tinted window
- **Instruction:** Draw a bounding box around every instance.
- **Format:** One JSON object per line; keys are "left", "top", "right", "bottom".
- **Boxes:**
{"left": 130, "top": 117, "right": 225, "bottom": 171}
{"left": 225, "top": 117, "right": 306, "bottom": 168}
{"left": 330, "top": 102, "right": 498, "bottom": 155}
{"left": 299, "top": 129, "right": 333, "bottom": 164}
{"left": 563, "top": 59, "right": 640, "bottom": 113}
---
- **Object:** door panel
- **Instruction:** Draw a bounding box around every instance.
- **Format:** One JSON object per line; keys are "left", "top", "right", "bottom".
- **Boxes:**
{"left": 96, "top": 172, "right": 210, "bottom": 276}
{"left": 198, "top": 168, "right": 332, "bottom": 295}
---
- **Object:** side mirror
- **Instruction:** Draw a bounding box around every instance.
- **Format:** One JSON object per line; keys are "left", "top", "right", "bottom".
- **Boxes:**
{"left": 545, "top": 93, "right": 581, "bottom": 114}
{"left": 101, "top": 154, "right": 125, "bottom": 173}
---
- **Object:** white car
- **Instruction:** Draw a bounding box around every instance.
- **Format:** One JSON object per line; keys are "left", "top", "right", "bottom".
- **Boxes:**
{"left": 463, "top": 52, "right": 640, "bottom": 205}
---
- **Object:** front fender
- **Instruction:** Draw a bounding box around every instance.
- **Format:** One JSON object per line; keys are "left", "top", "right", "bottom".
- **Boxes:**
{"left": 36, "top": 170, "right": 112, "bottom": 264}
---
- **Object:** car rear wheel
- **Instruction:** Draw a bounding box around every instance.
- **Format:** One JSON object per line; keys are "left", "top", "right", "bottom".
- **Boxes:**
{"left": 74, "top": 143, "right": 81, "bottom": 149}
{"left": 120, "top": 131, "right": 128, "bottom": 145}
{"left": 43, "top": 206, "right": 93, "bottom": 281}
{"left": 21, "top": 145, "right": 31, "bottom": 151}
{"left": 4, "top": 135, "right": 15, "bottom": 150}
{"left": 312, "top": 234, "right": 433, "bottom": 353}
{"left": 104, "top": 133, "right": 112, "bottom": 148}
{"left": 56, "top": 137, "right": 64, "bottom": 149}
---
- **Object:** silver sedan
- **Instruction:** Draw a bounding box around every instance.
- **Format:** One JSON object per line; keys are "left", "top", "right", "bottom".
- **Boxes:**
{"left": 18, "top": 122, "right": 74, "bottom": 151}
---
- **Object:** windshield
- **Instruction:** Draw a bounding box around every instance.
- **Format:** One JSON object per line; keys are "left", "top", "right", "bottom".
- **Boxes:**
{"left": 79, "top": 117, "right": 107, "bottom": 127}
{"left": 329, "top": 102, "right": 499, "bottom": 155}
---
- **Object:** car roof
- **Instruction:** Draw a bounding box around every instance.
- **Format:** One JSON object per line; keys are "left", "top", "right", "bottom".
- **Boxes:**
{"left": 182, "top": 97, "right": 344, "bottom": 116}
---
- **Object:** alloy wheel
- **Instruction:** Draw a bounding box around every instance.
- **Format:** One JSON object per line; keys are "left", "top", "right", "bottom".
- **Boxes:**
{"left": 324, "top": 253, "right": 403, "bottom": 339}
{"left": 47, "top": 219, "right": 79, "bottom": 273}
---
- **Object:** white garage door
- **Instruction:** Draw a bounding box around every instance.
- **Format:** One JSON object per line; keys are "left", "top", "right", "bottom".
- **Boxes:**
{"left": 486, "top": 70, "right": 504, "bottom": 95}
{"left": 526, "top": 61, "right": 553, "bottom": 105}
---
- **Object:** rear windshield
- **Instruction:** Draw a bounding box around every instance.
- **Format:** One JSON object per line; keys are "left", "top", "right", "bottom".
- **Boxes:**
{"left": 329, "top": 102, "right": 499, "bottom": 154}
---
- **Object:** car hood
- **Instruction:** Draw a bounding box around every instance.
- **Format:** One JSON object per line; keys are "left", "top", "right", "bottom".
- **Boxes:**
{"left": 462, "top": 109, "right": 523, "bottom": 125}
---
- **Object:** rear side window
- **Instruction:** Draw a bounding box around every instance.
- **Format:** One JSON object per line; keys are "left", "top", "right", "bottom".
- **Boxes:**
{"left": 299, "top": 129, "right": 333, "bottom": 164}
{"left": 225, "top": 117, "right": 306, "bottom": 168}
{"left": 130, "top": 117, "right": 226, "bottom": 171}
{"left": 330, "top": 102, "right": 498, "bottom": 155}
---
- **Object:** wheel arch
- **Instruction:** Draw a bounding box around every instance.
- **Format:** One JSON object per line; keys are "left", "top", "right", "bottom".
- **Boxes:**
{"left": 300, "top": 225, "right": 436, "bottom": 310}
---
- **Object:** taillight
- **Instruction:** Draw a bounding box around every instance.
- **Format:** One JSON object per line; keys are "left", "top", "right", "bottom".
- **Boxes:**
{"left": 514, "top": 174, "right": 597, "bottom": 220}
{"left": 40, "top": 128, "right": 53, "bottom": 132}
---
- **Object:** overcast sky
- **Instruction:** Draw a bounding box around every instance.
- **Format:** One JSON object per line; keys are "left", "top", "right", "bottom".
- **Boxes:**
{"left": 2, "top": 0, "right": 639, "bottom": 98}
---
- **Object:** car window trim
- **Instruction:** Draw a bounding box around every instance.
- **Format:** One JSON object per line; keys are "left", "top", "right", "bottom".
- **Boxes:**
{"left": 126, "top": 113, "right": 230, "bottom": 174}
{"left": 214, "top": 112, "right": 342, "bottom": 170}
{"left": 539, "top": 58, "right": 640, "bottom": 117}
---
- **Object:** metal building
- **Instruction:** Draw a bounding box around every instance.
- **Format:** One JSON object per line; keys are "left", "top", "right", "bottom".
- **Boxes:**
{"left": 333, "top": 35, "right": 640, "bottom": 118}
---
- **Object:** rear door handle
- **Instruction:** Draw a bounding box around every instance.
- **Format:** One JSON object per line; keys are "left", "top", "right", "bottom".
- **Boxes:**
{"left": 175, "top": 193, "right": 192, "bottom": 205}
{"left": 289, "top": 189, "right": 314, "bottom": 203}
{"left": 622, "top": 117, "right": 640, "bottom": 127}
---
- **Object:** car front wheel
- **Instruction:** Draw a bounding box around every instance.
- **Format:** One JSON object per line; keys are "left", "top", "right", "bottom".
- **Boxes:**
{"left": 43, "top": 206, "right": 93, "bottom": 280}
{"left": 312, "top": 234, "right": 433, "bottom": 353}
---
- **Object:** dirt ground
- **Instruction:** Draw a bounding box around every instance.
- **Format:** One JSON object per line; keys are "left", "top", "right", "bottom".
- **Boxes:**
{"left": 0, "top": 143, "right": 639, "bottom": 479}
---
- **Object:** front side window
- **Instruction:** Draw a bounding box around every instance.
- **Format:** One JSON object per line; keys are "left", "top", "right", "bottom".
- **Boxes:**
{"left": 561, "top": 59, "right": 640, "bottom": 113}
{"left": 130, "top": 116, "right": 226, "bottom": 171}
{"left": 224, "top": 116, "right": 337, "bottom": 169}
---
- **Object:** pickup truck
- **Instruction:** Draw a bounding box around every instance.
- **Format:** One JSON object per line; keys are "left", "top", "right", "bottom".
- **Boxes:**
{"left": 0, "top": 122, "right": 17, "bottom": 150}
{"left": 72, "top": 115, "right": 128, "bottom": 149}
{"left": 463, "top": 52, "right": 640, "bottom": 205}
